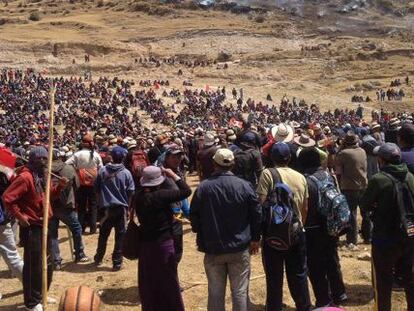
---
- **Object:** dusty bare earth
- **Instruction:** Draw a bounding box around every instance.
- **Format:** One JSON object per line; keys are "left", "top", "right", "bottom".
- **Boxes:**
{"left": 1, "top": 0, "right": 414, "bottom": 310}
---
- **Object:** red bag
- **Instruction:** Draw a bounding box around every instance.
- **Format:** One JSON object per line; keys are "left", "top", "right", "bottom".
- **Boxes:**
{"left": 131, "top": 150, "right": 149, "bottom": 178}
{"left": 78, "top": 168, "right": 98, "bottom": 187}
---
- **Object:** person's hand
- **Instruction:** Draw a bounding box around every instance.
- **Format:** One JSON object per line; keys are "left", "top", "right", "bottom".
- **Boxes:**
{"left": 19, "top": 216, "right": 30, "bottom": 228}
{"left": 249, "top": 241, "right": 260, "bottom": 255}
{"left": 161, "top": 167, "right": 179, "bottom": 180}
{"left": 58, "top": 177, "right": 69, "bottom": 188}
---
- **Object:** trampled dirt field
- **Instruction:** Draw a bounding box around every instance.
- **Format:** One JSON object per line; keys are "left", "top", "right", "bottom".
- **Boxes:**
{"left": 1, "top": 0, "right": 414, "bottom": 310}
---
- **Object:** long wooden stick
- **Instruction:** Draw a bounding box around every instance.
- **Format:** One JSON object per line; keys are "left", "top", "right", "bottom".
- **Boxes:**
{"left": 42, "top": 86, "right": 56, "bottom": 309}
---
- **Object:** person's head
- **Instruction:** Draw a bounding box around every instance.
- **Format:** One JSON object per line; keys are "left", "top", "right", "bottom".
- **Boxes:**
{"left": 140, "top": 166, "right": 166, "bottom": 189}
{"left": 28, "top": 146, "right": 48, "bottom": 172}
{"left": 212, "top": 148, "right": 234, "bottom": 172}
{"left": 81, "top": 133, "right": 94, "bottom": 149}
{"left": 297, "top": 147, "right": 321, "bottom": 172}
{"left": 270, "top": 142, "right": 291, "bottom": 166}
{"left": 397, "top": 123, "right": 414, "bottom": 148}
{"left": 203, "top": 132, "right": 216, "bottom": 147}
{"left": 342, "top": 131, "right": 358, "bottom": 148}
{"left": 164, "top": 144, "right": 184, "bottom": 170}
{"left": 111, "top": 146, "right": 126, "bottom": 164}
{"left": 373, "top": 143, "right": 401, "bottom": 167}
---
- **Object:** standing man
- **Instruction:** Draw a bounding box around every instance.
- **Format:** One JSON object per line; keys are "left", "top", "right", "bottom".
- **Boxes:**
{"left": 256, "top": 142, "right": 312, "bottom": 311}
{"left": 197, "top": 132, "right": 219, "bottom": 181}
{"left": 361, "top": 143, "right": 414, "bottom": 310}
{"left": 3, "top": 147, "right": 67, "bottom": 311}
{"left": 398, "top": 123, "right": 414, "bottom": 173}
{"left": 190, "top": 148, "right": 261, "bottom": 311}
{"left": 49, "top": 150, "right": 89, "bottom": 270}
{"left": 335, "top": 132, "right": 370, "bottom": 248}
{"left": 94, "top": 146, "right": 135, "bottom": 271}
{"left": 66, "top": 134, "right": 102, "bottom": 234}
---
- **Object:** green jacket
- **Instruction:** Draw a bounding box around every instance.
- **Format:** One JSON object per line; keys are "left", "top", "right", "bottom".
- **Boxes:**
{"left": 361, "top": 163, "right": 414, "bottom": 245}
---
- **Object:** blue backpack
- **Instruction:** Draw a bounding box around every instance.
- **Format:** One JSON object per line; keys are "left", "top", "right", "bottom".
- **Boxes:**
{"left": 263, "top": 168, "right": 302, "bottom": 251}
{"left": 309, "top": 171, "right": 350, "bottom": 237}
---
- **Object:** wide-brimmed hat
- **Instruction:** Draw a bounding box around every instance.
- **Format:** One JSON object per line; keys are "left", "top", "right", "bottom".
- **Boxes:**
{"left": 127, "top": 139, "right": 137, "bottom": 150}
{"left": 389, "top": 118, "right": 401, "bottom": 128}
{"left": 140, "top": 166, "right": 166, "bottom": 187}
{"left": 293, "top": 134, "right": 315, "bottom": 147}
{"left": 204, "top": 132, "right": 216, "bottom": 147}
{"left": 343, "top": 132, "right": 358, "bottom": 146}
{"left": 271, "top": 123, "right": 294, "bottom": 143}
{"left": 371, "top": 122, "right": 381, "bottom": 131}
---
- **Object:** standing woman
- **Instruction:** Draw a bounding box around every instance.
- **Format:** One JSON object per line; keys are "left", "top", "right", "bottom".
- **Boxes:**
{"left": 136, "top": 166, "right": 191, "bottom": 311}
{"left": 66, "top": 134, "right": 102, "bottom": 234}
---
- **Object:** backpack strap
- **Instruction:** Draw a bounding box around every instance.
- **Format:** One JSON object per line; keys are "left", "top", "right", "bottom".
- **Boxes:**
{"left": 268, "top": 167, "right": 282, "bottom": 192}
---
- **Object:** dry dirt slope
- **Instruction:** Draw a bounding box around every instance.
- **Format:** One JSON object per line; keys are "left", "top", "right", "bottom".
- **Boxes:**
{"left": 0, "top": 0, "right": 413, "bottom": 113}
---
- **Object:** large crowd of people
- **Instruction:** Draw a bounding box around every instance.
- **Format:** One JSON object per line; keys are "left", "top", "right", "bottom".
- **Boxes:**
{"left": 0, "top": 68, "right": 414, "bottom": 311}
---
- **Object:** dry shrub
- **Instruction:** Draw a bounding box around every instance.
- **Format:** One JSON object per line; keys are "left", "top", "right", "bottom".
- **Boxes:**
{"left": 28, "top": 11, "right": 41, "bottom": 21}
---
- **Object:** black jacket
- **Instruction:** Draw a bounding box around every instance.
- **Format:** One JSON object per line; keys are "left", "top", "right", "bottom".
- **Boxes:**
{"left": 190, "top": 171, "right": 261, "bottom": 254}
{"left": 135, "top": 179, "right": 191, "bottom": 241}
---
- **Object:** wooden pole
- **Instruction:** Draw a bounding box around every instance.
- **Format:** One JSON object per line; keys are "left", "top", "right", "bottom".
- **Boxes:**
{"left": 42, "top": 85, "right": 56, "bottom": 310}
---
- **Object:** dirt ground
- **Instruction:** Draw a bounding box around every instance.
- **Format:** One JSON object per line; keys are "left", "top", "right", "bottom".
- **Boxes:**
{"left": 0, "top": 175, "right": 408, "bottom": 311}
{"left": 0, "top": 0, "right": 414, "bottom": 310}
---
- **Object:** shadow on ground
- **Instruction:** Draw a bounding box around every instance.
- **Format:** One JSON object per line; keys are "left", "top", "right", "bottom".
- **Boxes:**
{"left": 100, "top": 286, "right": 140, "bottom": 306}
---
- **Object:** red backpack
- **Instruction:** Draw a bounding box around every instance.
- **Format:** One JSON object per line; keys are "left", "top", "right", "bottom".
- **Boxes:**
{"left": 131, "top": 150, "right": 149, "bottom": 178}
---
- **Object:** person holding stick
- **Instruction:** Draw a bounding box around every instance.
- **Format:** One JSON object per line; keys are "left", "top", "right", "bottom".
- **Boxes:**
{"left": 2, "top": 146, "right": 68, "bottom": 311}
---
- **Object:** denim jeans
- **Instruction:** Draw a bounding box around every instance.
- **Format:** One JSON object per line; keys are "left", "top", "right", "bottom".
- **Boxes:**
{"left": 204, "top": 249, "right": 251, "bottom": 311}
{"left": 0, "top": 222, "right": 23, "bottom": 281}
{"left": 49, "top": 208, "right": 85, "bottom": 264}
{"left": 262, "top": 232, "right": 312, "bottom": 311}
{"left": 94, "top": 206, "right": 126, "bottom": 266}
{"left": 343, "top": 190, "right": 372, "bottom": 244}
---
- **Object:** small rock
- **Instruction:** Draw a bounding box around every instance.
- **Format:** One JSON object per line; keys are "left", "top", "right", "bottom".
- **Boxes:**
{"left": 97, "top": 290, "right": 104, "bottom": 297}
{"left": 96, "top": 275, "right": 104, "bottom": 282}
{"left": 357, "top": 252, "right": 371, "bottom": 261}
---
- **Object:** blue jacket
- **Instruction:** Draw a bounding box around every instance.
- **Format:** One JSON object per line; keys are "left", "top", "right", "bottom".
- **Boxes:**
{"left": 95, "top": 163, "right": 135, "bottom": 208}
{"left": 190, "top": 171, "right": 261, "bottom": 255}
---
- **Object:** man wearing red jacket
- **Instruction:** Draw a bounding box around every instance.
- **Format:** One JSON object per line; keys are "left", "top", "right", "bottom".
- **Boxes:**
{"left": 3, "top": 146, "right": 67, "bottom": 311}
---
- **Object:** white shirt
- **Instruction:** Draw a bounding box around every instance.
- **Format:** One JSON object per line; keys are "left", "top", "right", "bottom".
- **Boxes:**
{"left": 66, "top": 149, "right": 103, "bottom": 170}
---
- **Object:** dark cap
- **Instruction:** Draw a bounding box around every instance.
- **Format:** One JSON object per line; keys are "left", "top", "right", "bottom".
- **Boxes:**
{"left": 373, "top": 143, "right": 401, "bottom": 163}
{"left": 111, "top": 146, "right": 127, "bottom": 162}
{"left": 398, "top": 123, "right": 414, "bottom": 146}
{"left": 271, "top": 142, "right": 291, "bottom": 162}
{"left": 165, "top": 143, "right": 184, "bottom": 155}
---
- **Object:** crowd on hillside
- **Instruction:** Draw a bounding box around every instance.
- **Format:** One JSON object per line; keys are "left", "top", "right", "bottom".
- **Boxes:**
{"left": 0, "top": 69, "right": 414, "bottom": 311}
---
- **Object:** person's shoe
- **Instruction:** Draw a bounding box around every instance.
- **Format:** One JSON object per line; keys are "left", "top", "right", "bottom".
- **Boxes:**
{"left": 346, "top": 243, "right": 359, "bottom": 251}
{"left": 94, "top": 260, "right": 103, "bottom": 267}
{"left": 47, "top": 297, "right": 57, "bottom": 304}
{"left": 75, "top": 255, "right": 90, "bottom": 263}
{"left": 113, "top": 264, "right": 122, "bottom": 271}
{"left": 392, "top": 281, "right": 404, "bottom": 292}
{"left": 333, "top": 293, "right": 348, "bottom": 305}
{"left": 54, "top": 263, "right": 62, "bottom": 271}
{"left": 25, "top": 304, "right": 43, "bottom": 311}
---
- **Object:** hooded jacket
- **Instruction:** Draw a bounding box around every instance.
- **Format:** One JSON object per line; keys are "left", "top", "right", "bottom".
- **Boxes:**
{"left": 94, "top": 163, "right": 135, "bottom": 208}
{"left": 3, "top": 167, "right": 64, "bottom": 226}
{"left": 361, "top": 163, "right": 414, "bottom": 245}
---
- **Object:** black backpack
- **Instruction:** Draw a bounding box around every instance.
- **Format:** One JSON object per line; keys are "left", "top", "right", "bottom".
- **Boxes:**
{"left": 382, "top": 172, "right": 414, "bottom": 239}
{"left": 262, "top": 168, "right": 302, "bottom": 251}
{"left": 233, "top": 149, "right": 257, "bottom": 186}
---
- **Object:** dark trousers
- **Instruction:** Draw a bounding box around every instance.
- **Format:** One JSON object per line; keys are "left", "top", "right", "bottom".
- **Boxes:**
{"left": 50, "top": 208, "right": 85, "bottom": 264}
{"left": 173, "top": 234, "right": 183, "bottom": 265}
{"left": 21, "top": 225, "right": 53, "bottom": 309}
{"left": 94, "top": 206, "right": 126, "bottom": 266}
{"left": 262, "top": 232, "right": 312, "bottom": 311}
{"left": 139, "top": 238, "right": 184, "bottom": 311}
{"left": 343, "top": 190, "right": 372, "bottom": 244}
{"left": 372, "top": 238, "right": 414, "bottom": 311}
{"left": 77, "top": 185, "right": 98, "bottom": 234}
{"left": 306, "top": 227, "right": 346, "bottom": 307}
